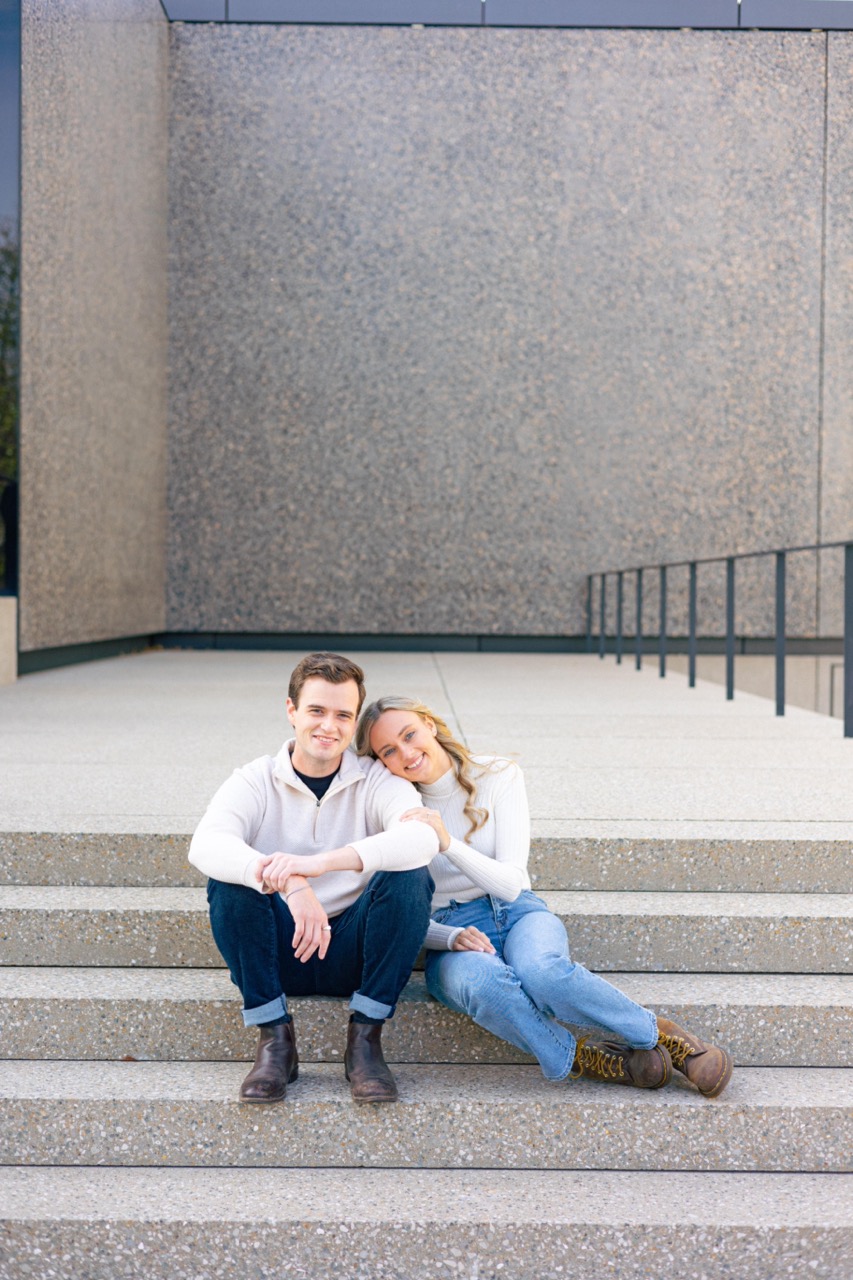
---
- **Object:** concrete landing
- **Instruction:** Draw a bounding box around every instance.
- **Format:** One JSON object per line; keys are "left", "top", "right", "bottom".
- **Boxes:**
{"left": 1, "top": 648, "right": 852, "bottom": 839}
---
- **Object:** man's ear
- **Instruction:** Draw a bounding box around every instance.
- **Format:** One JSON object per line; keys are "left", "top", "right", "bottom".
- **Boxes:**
{"left": 285, "top": 696, "right": 296, "bottom": 724}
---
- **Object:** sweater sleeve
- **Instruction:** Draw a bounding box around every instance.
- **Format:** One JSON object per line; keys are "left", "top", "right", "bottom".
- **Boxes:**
{"left": 188, "top": 767, "right": 268, "bottom": 891}
{"left": 424, "top": 920, "right": 463, "bottom": 951}
{"left": 440, "top": 763, "right": 530, "bottom": 901}
{"left": 349, "top": 765, "right": 440, "bottom": 873}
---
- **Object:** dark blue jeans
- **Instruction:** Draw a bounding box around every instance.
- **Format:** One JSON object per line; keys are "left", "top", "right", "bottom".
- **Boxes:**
{"left": 207, "top": 868, "right": 434, "bottom": 1026}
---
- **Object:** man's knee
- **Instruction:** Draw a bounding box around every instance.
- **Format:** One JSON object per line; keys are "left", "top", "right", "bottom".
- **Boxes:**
{"left": 369, "top": 866, "right": 434, "bottom": 907}
{"left": 207, "top": 878, "right": 270, "bottom": 929}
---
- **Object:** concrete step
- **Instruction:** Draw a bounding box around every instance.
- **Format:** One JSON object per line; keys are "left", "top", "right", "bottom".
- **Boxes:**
{"left": 529, "top": 835, "right": 853, "bottom": 893}
{"left": 0, "top": 1061, "right": 849, "bottom": 1172}
{"left": 1, "top": 1167, "right": 851, "bottom": 1280}
{"left": 1, "top": 968, "right": 849, "bottom": 1067}
{"left": 2, "top": 885, "right": 850, "bottom": 972}
{"left": 3, "top": 831, "right": 850, "bottom": 892}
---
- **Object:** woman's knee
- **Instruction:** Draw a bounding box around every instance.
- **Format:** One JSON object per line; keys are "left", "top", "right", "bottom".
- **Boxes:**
{"left": 427, "top": 951, "right": 512, "bottom": 1014}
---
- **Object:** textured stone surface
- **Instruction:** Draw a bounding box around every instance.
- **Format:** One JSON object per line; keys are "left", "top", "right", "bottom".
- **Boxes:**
{"left": 3, "top": 884, "right": 849, "bottom": 971}
{"left": 528, "top": 837, "right": 853, "bottom": 893}
{"left": 820, "top": 34, "right": 853, "bottom": 637}
{"left": 19, "top": 0, "right": 168, "bottom": 652}
{"left": 167, "top": 26, "right": 828, "bottom": 638}
{"left": 0, "top": 1061, "right": 849, "bottom": 1171}
{"left": 1, "top": 1168, "right": 851, "bottom": 1280}
{"left": 4, "top": 830, "right": 850, "bottom": 892}
{"left": 0, "top": 885, "right": 217, "bottom": 967}
{"left": 0, "top": 832, "right": 194, "bottom": 886}
{"left": 0, "top": 967, "right": 849, "bottom": 1067}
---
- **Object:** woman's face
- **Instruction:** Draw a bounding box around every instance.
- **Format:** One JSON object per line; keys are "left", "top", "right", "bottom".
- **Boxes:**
{"left": 369, "top": 709, "right": 452, "bottom": 786}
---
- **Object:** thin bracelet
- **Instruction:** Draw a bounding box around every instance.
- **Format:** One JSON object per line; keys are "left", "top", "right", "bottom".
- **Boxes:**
{"left": 285, "top": 885, "right": 310, "bottom": 903}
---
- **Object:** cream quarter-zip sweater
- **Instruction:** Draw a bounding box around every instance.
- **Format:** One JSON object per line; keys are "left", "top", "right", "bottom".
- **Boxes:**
{"left": 189, "top": 741, "right": 439, "bottom": 919}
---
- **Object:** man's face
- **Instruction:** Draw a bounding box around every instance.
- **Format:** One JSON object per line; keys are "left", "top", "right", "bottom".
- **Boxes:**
{"left": 286, "top": 677, "right": 360, "bottom": 776}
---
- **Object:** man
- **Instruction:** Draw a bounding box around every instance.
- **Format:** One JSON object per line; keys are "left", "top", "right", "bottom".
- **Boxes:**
{"left": 189, "top": 652, "right": 438, "bottom": 1104}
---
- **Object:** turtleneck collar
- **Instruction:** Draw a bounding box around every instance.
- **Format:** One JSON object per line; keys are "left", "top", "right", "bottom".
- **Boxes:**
{"left": 420, "top": 765, "right": 460, "bottom": 799}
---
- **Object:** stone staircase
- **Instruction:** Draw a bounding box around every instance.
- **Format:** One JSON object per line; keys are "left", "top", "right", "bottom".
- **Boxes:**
{"left": 1, "top": 831, "right": 851, "bottom": 1279}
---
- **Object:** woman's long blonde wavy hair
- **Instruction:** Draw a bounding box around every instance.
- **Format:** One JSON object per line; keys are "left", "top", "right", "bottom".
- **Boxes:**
{"left": 355, "top": 695, "right": 491, "bottom": 840}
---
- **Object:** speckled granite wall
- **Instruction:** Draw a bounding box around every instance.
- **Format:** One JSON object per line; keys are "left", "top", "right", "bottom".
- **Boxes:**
{"left": 19, "top": 0, "right": 168, "bottom": 652}
{"left": 167, "top": 26, "right": 831, "bottom": 638}
{"left": 819, "top": 33, "right": 853, "bottom": 638}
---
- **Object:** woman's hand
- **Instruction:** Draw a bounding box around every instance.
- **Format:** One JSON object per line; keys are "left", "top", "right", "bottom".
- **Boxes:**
{"left": 451, "top": 926, "right": 496, "bottom": 954}
{"left": 400, "top": 807, "right": 451, "bottom": 852}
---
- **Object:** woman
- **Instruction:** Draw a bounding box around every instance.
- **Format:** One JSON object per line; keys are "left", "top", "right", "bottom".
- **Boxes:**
{"left": 355, "top": 695, "right": 733, "bottom": 1097}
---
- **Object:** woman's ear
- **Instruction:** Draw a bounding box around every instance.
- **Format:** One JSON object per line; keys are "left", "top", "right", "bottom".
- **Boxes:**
{"left": 424, "top": 716, "right": 438, "bottom": 738}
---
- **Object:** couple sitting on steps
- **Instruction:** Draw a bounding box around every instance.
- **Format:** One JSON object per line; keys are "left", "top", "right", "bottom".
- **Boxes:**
{"left": 190, "top": 651, "right": 733, "bottom": 1105}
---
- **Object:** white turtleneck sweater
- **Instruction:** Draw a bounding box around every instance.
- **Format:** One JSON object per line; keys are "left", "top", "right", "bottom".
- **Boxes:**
{"left": 420, "top": 757, "right": 532, "bottom": 950}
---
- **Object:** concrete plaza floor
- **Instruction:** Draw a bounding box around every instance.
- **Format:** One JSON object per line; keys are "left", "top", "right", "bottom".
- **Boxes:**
{"left": 1, "top": 647, "right": 852, "bottom": 841}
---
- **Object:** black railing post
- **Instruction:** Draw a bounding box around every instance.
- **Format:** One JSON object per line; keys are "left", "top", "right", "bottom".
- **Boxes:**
{"left": 775, "top": 551, "right": 786, "bottom": 717}
{"left": 726, "top": 556, "right": 735, "bottom": 701}
{"left": 585, "top": 575, "right": 593, "bottom": 654}
{"left": 599, "top": 573, "right": 606, "bottom": 660}
{"left": 688, "top": 561, "right": 697, "bottom": 688}
{"left": 635, "top": 568, "right": 643, "bottom": 671}
{"left": 840, "top": 542, "right": 845, "bottom": 737}
{"left": 659, "top": 565, "right": 667, "bottom": 678}
{"left": 616, "top": 571, "right": 624, "bottom": 665}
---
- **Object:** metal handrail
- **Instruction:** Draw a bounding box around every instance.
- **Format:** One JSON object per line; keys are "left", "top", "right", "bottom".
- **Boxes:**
{"left": 587, "top": 539, "right": 853, "bottom": 737}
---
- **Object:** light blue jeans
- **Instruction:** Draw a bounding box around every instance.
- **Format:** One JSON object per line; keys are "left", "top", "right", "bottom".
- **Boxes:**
{"left": 425, "top": 892, "right": 658, "bottom": 1081}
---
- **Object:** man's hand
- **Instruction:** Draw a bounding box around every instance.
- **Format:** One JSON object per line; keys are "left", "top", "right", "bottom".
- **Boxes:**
{"left": 451, "top": 925, "right": 496, "bottom": 954}
{"left": 258, "top": 852, "right": 326, "bottom": 892}
{"left": 286, "top": 882, "right": 332, "bottom": 962}
{"left": 400, "top": 807, "right": 451, "bottom": 852}
{"left": 255, "top": 846, "right": 364, "bottom": 894}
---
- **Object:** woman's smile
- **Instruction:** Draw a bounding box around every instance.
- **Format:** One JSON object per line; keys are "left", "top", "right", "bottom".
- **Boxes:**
{"left": 369, "top": 710, "right": 452, "bottom": 786}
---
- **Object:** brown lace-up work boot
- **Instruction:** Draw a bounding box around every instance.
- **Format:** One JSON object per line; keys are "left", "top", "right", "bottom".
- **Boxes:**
{"left": 570, "top": 1036, "right": 672, "bottom": 1088}
{"left": 657, "top": 1017, "right": 733, "bottom": 1098}
{"left": 239, "top": 1021, "right": 299, "bottom": 1103}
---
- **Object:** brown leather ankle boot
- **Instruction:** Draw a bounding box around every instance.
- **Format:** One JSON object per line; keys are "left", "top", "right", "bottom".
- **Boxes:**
{"left": 657, "top": 1017, "right": 733, "bottom": 1098}
{"left": 239, "top": 1022, "right": 299, "bottom": 1104}
{"left": 344, "top": 1019, "right": 398, "bottom": 1103}
{"left": 570, "top": 1036, "right": 672, "bottom": 1088}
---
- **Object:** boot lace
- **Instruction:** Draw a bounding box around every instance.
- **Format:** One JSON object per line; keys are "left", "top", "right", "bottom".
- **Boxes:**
{"left": 658, "top": 1030, "right": 691, "bottom": 1069}
{"left": 570, "top": 1036, "right": 626, "bottom": 1081}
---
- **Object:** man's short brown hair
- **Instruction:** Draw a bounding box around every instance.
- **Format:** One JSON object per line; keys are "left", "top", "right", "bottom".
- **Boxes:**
{"left": 288, "top": 652, "right": 367, "bottom": 714}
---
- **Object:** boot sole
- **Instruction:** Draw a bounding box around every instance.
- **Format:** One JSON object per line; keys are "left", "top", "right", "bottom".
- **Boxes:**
{"left": 238, "top": 1064, "right": 298, "bottom": 1104}
{"left": 345, "top": 1066, "right": 398, "bottom": 1104}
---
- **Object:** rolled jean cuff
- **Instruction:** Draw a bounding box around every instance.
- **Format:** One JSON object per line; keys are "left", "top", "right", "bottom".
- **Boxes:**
{"left": 242, "top": 994, "right": 287, "bottom": 1027}
{"left": 349, "top": 991, "right": 393, "bottom": 1020}
{"left": 632, "top": 1008, "right": 659, "bottom": 1050}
